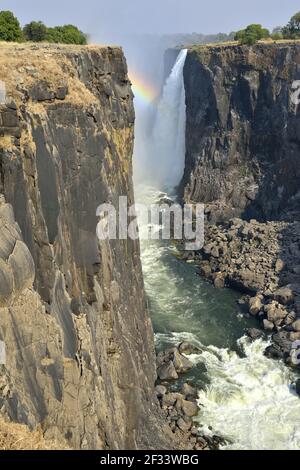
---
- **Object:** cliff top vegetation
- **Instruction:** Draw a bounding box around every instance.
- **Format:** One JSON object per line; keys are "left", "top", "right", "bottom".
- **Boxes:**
{"left": 235, "top": 11, "right": 300, "bottom": 45}
{"left": 0, "top": 10, "right": 87, "bottom": 45}
{"left": 0, "top": 417, "right": 69, "bottom": 450}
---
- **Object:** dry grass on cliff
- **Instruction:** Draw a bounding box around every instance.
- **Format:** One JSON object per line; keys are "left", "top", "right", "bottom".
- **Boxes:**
{"left": 0, "top": 43, "right": 97, "bottom": 108}
{"left": 191, "top": 38, "right": 300, "bottom": 49}
{"left": 0, "top": 418, "right": 69, "bottom": 450}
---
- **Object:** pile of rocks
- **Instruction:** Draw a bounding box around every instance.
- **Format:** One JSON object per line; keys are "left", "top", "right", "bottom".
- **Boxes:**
{"left": 156, "top": 343, "right": 197, "bottom": 380}
{"left": 195, "top": 218, "right": 289, "bottom": 294}
{"left": 156, "top": 343, "right": 225, "bottom": 450}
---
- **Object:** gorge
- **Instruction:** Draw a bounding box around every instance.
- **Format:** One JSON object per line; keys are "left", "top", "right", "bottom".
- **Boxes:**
{"left": 0, "top": 39, "right": 299, "bottom": 451}
{"left": 133, "top": 42, "right": 300, "bottom": 450}
{"left": 0, "top": 43, "right": 173, "bottom": 450}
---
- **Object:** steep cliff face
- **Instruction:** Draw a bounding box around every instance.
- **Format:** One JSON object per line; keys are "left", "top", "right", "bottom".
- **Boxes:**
{"left": 182, "top": 43, "right": 300, "bottom": 223}
{"left": 0, "top": 44, "right": 169, "bottom": 450}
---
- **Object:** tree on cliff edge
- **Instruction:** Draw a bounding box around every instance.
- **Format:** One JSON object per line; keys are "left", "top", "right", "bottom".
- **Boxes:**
{"left": 0, "top": 11, "right": 23, "bottom": 42}
{"left": 23, "top": 21, "right": 48, "bottom": 42}
{"left": 46, "top": 25, "right": 87, "bottom": 45}
{"left": 235, "top": 24, "right": 270, "bottom": 45}
{"left": 283, "top": 12, "right": 300, "bottom": 39}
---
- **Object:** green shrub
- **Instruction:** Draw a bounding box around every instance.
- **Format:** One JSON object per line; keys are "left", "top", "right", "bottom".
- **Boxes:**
{"left": 0, "top": 10, "right": 23, "bottom": 42}
{"left": 23, "top": 21, "right": 48, "bottom": 42}
{"left": 235, "top": 24, "right": 270, "bottom": 45}
{"left": 46, "top": 25, "right": 87, "bottom": 45}
{"left": 282, "top": 12, "right": 300, "bottom": 39}
{"left": 0, "top": 10, "right": 87, "bottom": 45}
{"left": 271, "top": 33, "right": 283, "bottom": 40}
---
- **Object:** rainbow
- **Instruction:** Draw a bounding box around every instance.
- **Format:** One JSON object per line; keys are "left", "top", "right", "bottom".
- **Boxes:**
{"left": 129, "top": 70, "right": 159, "bottom": 106}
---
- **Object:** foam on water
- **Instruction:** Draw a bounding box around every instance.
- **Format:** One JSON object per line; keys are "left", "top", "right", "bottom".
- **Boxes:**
{"left": 194, "top": 337, "right": 300, "bottom": 450}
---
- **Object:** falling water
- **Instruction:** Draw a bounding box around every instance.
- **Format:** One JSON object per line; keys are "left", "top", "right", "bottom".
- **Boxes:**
{"left": 134, "top": 49, "right": 187, "bottom": 190}
{"left": 150, "top": 49, "right": 187, "bottom": 190}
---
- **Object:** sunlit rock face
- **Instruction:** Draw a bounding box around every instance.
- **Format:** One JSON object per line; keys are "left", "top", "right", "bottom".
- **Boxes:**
{"left": 181, "top": 43, "right": 300, "bottom": 223}
{"left": 0, "top": 44, "right": 172, "bottom": 450}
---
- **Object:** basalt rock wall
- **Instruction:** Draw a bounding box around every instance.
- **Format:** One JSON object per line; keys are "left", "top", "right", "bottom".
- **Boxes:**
{"left": 0, "top": 44, "right": 171, "bottom": 450}
{"left": 182, "top": 43, "right": 300, "bottom": 223}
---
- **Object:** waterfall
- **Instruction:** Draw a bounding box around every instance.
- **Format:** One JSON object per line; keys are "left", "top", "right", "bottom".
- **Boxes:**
{"left": 135, "top": 49, "right": 187, "bottom": 191}
{"left": 151, "top": 48, "right": 187, "bottom": 190}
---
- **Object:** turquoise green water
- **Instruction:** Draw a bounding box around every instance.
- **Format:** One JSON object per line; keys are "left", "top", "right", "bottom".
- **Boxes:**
{"left": 141, "top": 238, "right": 252, "bottom": 351}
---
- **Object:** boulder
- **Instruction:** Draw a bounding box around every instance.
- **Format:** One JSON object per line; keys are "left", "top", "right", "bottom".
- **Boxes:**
{"left": 181, "top": 400, "right": 198, "bottom": 417}
{"left": 172, "top": 350, "right": 193, "bottom": 373}
{"left": 181, "top": 382, "right": 198, "bottom": 399}
{"left": 249, "top": 296, "right": 263, "bottom": 316}
{"left": 265, "top": 302, "right": 287, "bottom": 323}
{"left": 263, "top": 319, "right": 274, "bottom": 331}
{"left": 157, "top": 361, "right": 178, "bottom": 381}
{"left": 156, "top": 351, "right": 166, "bottom": 368}
{"left": 198, "top": 261, "right": 212, "bottom": 278}
{"left": 246, "top": 328, "right": 264, "bottom": 341}
{"left": 178, "top": 342, "right": 200, "bottom": 355}
{"left": 274, "top": 286, "right": 294, "bottom": 305}
{"left": 264, "top": 344, "right": 284, "bottom": 359}
{"left": 211, "top": 246, "right": 220, "bottom": 258}
{"left": 176, "top": 417, "right": 192, "bottom": 432}
{"left": 161, "top": 392, "right": 183, "bottom": 408}
{"left": 196, "top": 436, "right": 208, "bottom": 449}
{"left": 272, "top": 332, "right": 292, "bottom": 354}
{"left": 284, "top": 312, "right": 297, "bottom": 326}
{"left": 292, "top": 320, "right": 300, "bottom": 332}
{"left": 275, "top": 259, "right": 285, "bottom": 273}
{"left": 289, "top": 332, "right": 300, "bottom": 342}
{"left": 230, "top": 269, "right": 265, "bottom": 294}
{"left": 214, "top": 273, "right": 225, "bottom": 289}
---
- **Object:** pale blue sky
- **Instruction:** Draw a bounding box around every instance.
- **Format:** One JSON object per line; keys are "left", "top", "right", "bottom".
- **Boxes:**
{"left": 0, "top": 0, "right": 297, "bottom": 36}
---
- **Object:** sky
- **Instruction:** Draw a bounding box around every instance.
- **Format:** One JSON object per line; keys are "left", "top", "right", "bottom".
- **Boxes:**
{"left": 0, "top": 0, "right": 298, "bottom": 38}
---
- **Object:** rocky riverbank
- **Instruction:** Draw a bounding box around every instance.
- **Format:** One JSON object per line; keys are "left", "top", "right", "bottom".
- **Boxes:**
{"left": 178, "top": 216, "right": 300, "bottom": 380}
{"left": 155, "top": 343, "right": 226, "bottom": 450}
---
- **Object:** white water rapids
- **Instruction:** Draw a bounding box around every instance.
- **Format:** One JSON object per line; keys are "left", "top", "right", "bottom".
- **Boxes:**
{"left": 132, "top": 48, "right": 300, "bottom": 450}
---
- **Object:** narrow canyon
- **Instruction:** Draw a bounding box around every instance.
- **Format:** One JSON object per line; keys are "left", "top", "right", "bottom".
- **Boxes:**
{"left": 0, "top": 39, "right": 299, "bottom": 450}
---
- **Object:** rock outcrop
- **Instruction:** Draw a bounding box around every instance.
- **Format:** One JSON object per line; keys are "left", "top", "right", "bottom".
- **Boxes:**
{"left": 182, "top": 43, "right": 300, "bottom": 223}
{"left": 155, "top": 344, "right": 225, "bottom": 450}
{"left": 0, "top": 44, "right": 171, "bottom": 450}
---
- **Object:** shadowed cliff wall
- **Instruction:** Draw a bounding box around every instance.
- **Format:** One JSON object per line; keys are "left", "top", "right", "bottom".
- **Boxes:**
{"left": 182, "top": 43, "right": 300, "bottom": 223}
{"left": 0, "top": 43, "right": 171, "bottom": 450}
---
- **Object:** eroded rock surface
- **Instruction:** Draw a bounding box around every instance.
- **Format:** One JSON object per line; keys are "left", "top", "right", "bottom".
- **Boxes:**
{"left": 0, "top": 44, "right": 172, "bottom": 450}
{"left": 182, "top": 43, "right": 300, "bottom": 223}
